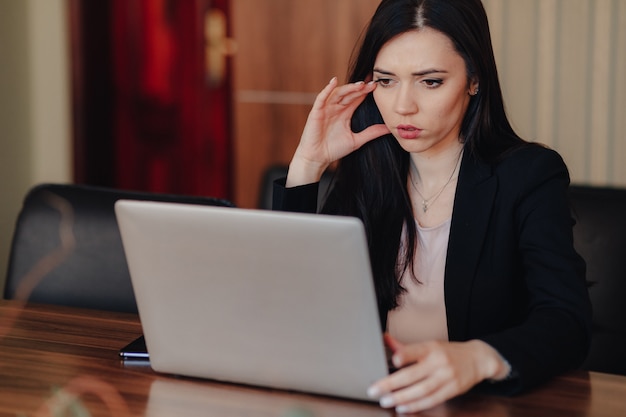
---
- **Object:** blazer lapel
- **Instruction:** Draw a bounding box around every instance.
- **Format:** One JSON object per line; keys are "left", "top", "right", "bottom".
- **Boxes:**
{"left": 445, "top": 153, "right": 497, "bottom": 341}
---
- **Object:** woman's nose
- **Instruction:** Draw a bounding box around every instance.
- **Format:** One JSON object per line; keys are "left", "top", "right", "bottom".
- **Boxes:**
{"left": 394, "top": 85, "right": 418, "bottom": 115}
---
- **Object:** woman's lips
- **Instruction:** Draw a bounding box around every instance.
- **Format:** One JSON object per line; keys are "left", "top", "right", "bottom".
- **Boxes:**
{"left": 397, "top": 125, "right": 422, "bottom": 139}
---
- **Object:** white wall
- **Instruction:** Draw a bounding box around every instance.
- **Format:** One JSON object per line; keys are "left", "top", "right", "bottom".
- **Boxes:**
{"left": 0, "top": 0, "right": 71, "bottom": 292}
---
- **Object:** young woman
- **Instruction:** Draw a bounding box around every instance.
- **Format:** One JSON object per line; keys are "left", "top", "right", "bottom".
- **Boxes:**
{"left": 273, "top": 0, "right": 591, "bottom": 412}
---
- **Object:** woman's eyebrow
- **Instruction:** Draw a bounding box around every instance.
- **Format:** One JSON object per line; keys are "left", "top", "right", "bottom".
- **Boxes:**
{"left": 373, "top": 67, "right": 447, "bottom": 76}
{"left": 373, "top": 68, "right": 395, "bottom": 76}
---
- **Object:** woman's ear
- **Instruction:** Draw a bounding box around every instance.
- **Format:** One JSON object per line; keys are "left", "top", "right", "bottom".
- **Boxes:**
{"left": 469, "top": 78, "right": 480, "bottom": 96}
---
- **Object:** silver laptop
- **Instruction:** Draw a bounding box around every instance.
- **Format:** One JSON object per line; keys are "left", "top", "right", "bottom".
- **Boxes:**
{"left": 115, "top": 200, "right": 388, "bottom": 401}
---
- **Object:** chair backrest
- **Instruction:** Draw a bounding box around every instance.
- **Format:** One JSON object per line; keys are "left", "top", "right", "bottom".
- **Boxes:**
{"left": 257, "top": 165, "right": 335, "bottom": 210}
{"left": 4, "top": 183, "right": 234, "bottom": 313}
{"left": 569, "top": 185, "right": 626, "bottom": 375}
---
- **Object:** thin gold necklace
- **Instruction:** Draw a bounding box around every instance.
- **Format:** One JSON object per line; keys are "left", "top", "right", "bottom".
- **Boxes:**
{"left": 410, "top": 150, "right": 463, "bottom": 213}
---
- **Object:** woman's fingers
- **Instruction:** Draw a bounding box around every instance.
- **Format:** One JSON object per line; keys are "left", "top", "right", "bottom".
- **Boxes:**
{"left": 384, "top": 333, "right": 406, "bottom": 355}
{"left": 394, "top": 380, "right": 459, "bottom": 414}
{"left": 354, "top": 124, "right": 391, "bottom": 148}
{"left": 332, "top": 81, "right": 365, "bottom": 106}
{"left": 316, "top": 79, "right": 375, "bottom": 109}
{"left": 372, "top": 360, "right": 455, "bottom": 413}
{"left": 312, "top": 77, "right": 339, "bottom": 110}
{"left": 379, "top": 369, "right": 446, "bottom": 411}
{"left": 383, "top": 360, "right": 433, "bottom": 392}
{"left": 369, "top": 342, "right": 433, "bottom": 397}
{"left": 368, "top": 341, "right": 492, "bottom": 413}
{"left": 332, "top": 81, "right": 376, "bottom": 107}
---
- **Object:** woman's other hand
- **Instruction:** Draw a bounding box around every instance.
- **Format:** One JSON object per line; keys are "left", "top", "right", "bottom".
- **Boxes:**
{"left": 367, "top": 334, "right": 510, "bottom": 413}
{"left": 286, "top": 77, "right": 390, "bottom": 187}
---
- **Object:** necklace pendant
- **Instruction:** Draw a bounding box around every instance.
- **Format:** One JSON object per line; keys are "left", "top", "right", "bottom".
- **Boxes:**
{"left": 422, "top": 200, "right": 428, "bottom": 212}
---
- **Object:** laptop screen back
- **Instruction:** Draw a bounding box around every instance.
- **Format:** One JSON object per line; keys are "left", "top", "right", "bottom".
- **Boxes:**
{"left": 115, "top": 200, "right": 388, "bottom": 401}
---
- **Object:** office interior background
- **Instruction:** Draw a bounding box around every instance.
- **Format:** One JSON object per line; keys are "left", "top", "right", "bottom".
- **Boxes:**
{"left": 0, "top": 0, "right": 624, "bottom": 292}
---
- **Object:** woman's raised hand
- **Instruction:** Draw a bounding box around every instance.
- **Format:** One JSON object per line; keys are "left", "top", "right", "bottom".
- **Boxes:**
{"left": 286, "top": 77, "right": 390, "bottom": 187}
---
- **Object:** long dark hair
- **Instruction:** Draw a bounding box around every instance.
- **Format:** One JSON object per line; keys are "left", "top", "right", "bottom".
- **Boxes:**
{"left": 322, "top": 0, "right": 525, "bottom": 319}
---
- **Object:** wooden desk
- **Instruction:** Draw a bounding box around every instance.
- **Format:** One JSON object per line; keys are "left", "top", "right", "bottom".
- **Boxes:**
{"left": 1, "top": 299, "right": 624, "bottom": 417}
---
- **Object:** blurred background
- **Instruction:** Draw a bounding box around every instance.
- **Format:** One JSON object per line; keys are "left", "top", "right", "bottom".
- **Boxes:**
{"left": 0, "top": 0, "right": 624, "bottom": 290}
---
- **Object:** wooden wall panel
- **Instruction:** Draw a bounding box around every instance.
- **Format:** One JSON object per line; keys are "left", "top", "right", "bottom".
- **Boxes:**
{"left": 231, "top": 0, "right": 380, "bottom": 208}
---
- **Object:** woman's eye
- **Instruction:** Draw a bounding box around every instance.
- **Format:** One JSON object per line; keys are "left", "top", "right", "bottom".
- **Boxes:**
{"left": 423, "top": 79, "right": 443, "bottom": 88}
{"left": 375, "top": 78, "right": 393, "bottom": 87}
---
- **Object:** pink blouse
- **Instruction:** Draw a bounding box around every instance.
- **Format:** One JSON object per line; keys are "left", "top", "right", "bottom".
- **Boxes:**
{"left": 387, "top": 218, "right": 451, "bottom": 344}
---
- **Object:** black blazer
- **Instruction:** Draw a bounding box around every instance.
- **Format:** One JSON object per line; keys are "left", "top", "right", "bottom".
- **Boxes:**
{"left": 273, "top": 145, "right": 592, "bottom": 394}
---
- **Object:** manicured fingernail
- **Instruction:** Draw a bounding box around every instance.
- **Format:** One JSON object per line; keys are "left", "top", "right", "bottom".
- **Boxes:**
{"left": 393, "top": 355, "right": 402, "bottom": 368}
{"left": 355, "top": 81, "right": 364, "bottom": 85}
{"left": 396, "top": 405, "right": 410, "bottom": 414}
{"left": 329, "top": 76, "right": 337, "bottom": 84}
{"left": 379, "top": 395, "right": 395, "bottom": 408}
{"left": 367, "top": 385, "right": 380, "bottom": 398}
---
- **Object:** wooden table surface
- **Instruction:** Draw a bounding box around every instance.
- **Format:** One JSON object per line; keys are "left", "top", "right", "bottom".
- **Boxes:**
{"left": 1, "top": 299, "right": 625, "bottom": 416}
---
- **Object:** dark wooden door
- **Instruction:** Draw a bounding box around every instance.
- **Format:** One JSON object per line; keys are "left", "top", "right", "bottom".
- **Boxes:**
{"left": 70, "top": 0, "right": 233, "bottom": 199}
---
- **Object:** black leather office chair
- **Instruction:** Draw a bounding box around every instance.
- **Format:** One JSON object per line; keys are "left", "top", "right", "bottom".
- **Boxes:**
{"left": 569, "top": 185, "right": 626, "bottom": 375}
{"left": 257, "top": 164, "right": 335, "bottom": 210}
{"left": 4, "top": 183, "right": 234, "bottom": 313}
